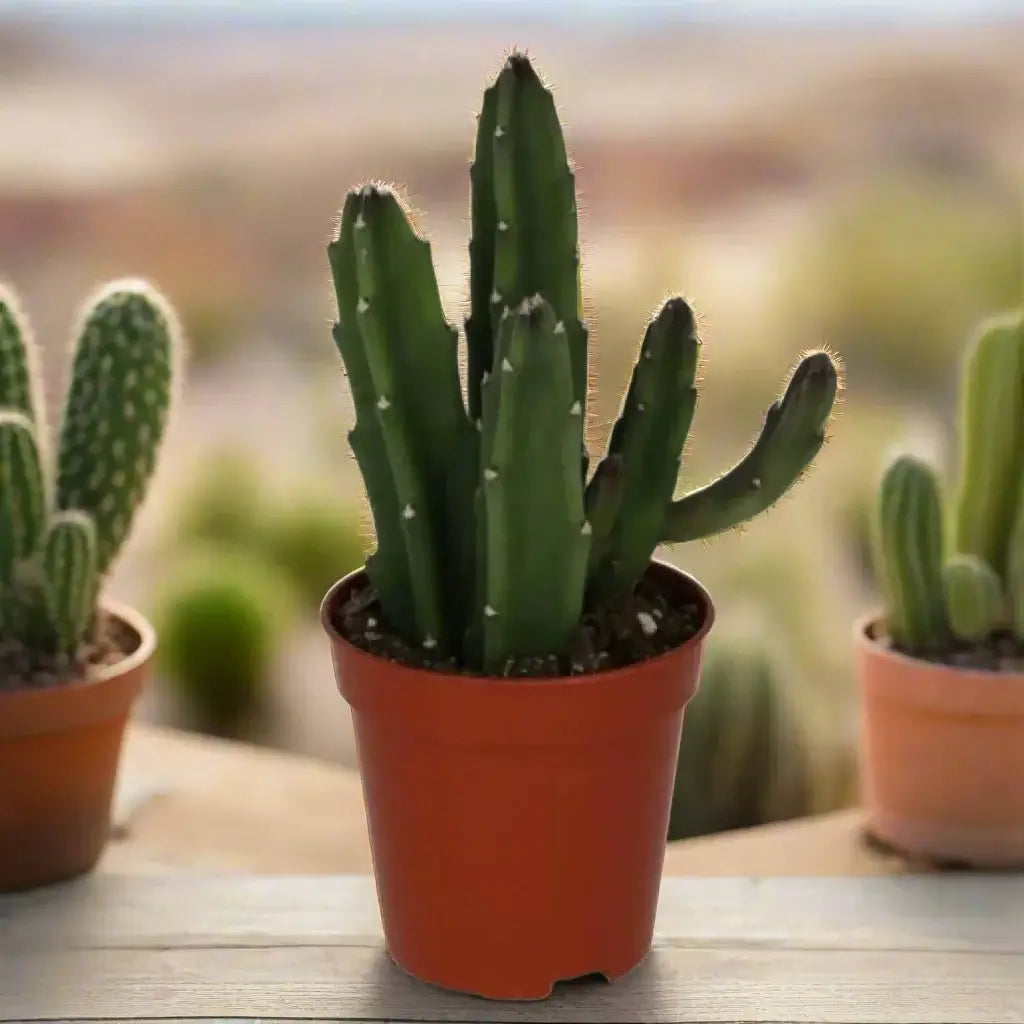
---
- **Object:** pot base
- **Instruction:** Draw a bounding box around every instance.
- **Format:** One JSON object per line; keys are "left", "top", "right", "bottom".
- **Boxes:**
{"left": 866, "top": 810, "right": 1024, "bottom": 870}
{"left": 387, "top": 943, "right": 647, "bottom": 1001}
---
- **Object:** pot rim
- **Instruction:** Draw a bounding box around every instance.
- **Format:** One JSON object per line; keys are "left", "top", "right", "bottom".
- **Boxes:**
{"left": 854, "top": 609, "right": 1024, "bottom": 684}
{"left": 320, "top": 557, "right": 715, "bottom": 687}
{"left": 0, "top": 597, "right": 156, "bottom": 700}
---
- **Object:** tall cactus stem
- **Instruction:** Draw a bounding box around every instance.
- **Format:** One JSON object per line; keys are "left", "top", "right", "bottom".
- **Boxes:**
{"left": 55, "top": 281, "right": 179, "bottom": 577}
{"left": 0, "top": 411, "right": 46, "bottom": 586}
{"left": 874, "top": 454, "right": 948, "bottom": 652}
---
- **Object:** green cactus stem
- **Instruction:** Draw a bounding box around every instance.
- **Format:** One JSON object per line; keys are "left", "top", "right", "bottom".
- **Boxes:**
{"left": 55, "top": 283, "right": 177, "bottom": 577}
{"left": 479, "top": 295, "right": 590, "bottom": 673}
{"left": 1004, "top": 472, "right": 1024, "bottom": 642}
{"left": 587, "top": 297, "right": 699, "bottom": 600}
{"left": 0, "top": 286, "right": 44, "bottom": 428}
{"left": 661, "top": 351, "right": 838, "bottom": 544}
{"left": 465, "top": 52, "right": 587, "bottom": 438}
{"left": 952, "top": 314, "right": 1024, "bottom": 577}
{"left": 0, "top": 411, "right": 46, "bottom": 586}
{"left": 41, "top": 511, "right": 98, "bottom": 656}
{"left": 875, "top": 453, "right": 948, "bottom": 651}
{"left": 942, "top": 553, "right": 1003, "bottom": 644}
{"left": 328, "top": 184, "right": 478, "bottom": 652}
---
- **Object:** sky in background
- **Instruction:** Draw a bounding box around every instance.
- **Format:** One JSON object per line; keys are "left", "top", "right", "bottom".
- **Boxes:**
{"left": 0, "top": 0, "right": 1021, "bottom": 24}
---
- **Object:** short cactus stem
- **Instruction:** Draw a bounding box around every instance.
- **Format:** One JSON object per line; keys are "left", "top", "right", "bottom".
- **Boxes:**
{"left": 942, "top": 553, "right": 1004, "bottom": 644}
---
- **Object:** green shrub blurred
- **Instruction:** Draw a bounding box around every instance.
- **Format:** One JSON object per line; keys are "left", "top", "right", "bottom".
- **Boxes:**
{"left": 780, "top": 171, "right": 1022, "bottom": 397}
{"left": 669, "top": 621, "right": 814, "bottom": 841}
{"left": 177, "top": 448, "right": 263, "bottom": 547}
{"left": 153, "top": 547, "right": 298, "bottom": 736}
{"left": 255, "top": 493, "right": 369, "bottom": 606}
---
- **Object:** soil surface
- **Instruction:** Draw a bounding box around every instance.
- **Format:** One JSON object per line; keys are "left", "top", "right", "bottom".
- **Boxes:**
{"left": 332, "top": 574, "right": 705, "bottom": 678}
{"left": 0, "top": 611, "right": 140, "bottom": 693}
{"left": 880, "top": 629, "right": 1024, "bottom": 674}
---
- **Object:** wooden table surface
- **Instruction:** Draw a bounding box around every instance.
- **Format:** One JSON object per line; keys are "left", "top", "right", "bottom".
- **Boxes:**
{"left": 106, "top": 723, "right": 921, "bottom": 876}
{"left": 3, "top": 874, "right": 1023, "bottom": 1022}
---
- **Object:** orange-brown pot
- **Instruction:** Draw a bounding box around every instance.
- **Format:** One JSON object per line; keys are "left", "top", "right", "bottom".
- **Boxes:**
{"left": 0, "top": 602, "right": 154, "bottom": 892}
{"left": 322, "top": 560, "right": 714, "bottom": 1000}
{"left": 856, "top": 613, "right": 1024, "bottom": 868}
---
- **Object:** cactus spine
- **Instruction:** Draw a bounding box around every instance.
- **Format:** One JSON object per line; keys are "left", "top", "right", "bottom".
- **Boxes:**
{"left": 0, "top": 281, "right": 180, "bottom": 678}
{"left": 328, "top": 51, "right": 840, "bottom": 673}
{"left": 872, "top": 310, "right": 1024, "bottom": 656}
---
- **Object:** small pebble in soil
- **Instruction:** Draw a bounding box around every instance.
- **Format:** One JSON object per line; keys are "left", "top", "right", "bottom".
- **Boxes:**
{"left": 333, "top": 572, "right": 704, "bottom": 678}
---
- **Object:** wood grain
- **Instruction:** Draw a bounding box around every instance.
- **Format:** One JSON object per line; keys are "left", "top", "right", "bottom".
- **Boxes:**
{"left": 2, "top": 875, "right": 1023, "bottom": 1022}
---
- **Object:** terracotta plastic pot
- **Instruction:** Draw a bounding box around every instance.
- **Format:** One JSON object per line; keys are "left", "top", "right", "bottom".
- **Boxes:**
{"left": 856, "top": 613, "right": 1024, "bottom": 868}
{"left": 0, "top": 602, "right": 154, "bottom": 892}
{"left": 322, "top": 559, "right": 714, "bottom": 1000}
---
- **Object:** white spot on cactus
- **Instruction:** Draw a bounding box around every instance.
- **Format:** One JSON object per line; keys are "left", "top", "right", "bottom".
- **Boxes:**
{"left": 402, "top": 503, "right": 416, "bottom": 519}
{"left": 484, "top": 467, "right": 498, "bottom": 481}
{"left": 481, "top": 370, "right": 490, "bottom": 386}
{"left": 494, "top": 126, "right": 505, "bottom": 138}
{"left": 500, "top": 306, "right": 510, "bottom": 321}
{"left": 490, "top": 289, "right": 501, "bottom": 304}
{"left": 360, "top": 184, "right": 374, "bottom": 197}
{"left": 367, "top": 617, "right": 377, "bottom": 629}
{"left": 497, "top": 221, "right": 508, "bottom": 232}
{"left": 637, "top": 611, "right": 658, "bottom": 637}
{"left": 581, "top": 520, "right": 592, "bottom": 535}
{"left": 751, "top": 477, "right": 762, "bottom": 489}
{"left": 377, "top": 395, "right": 391, "bottom": 410}
{"left": 101, "top": 494, "right": 116, "bottom": 513}
{"left": 357, "top": 298, "right": 370, "bottom": 314}
{"left": 643, "top": 349, "right": 652, "bottom": 359}
{"left": 501, "top": 358, "right": 514, "bottom": 373}
{"left": 484, "top": 604, "right": 498, "bottom": 618}
{"left": 355, "top": 212, "right": 366, "bottom": 229}
{"left": 570, "top": 400, "right": 582, "bottom": 416}
{"left": 475, "top": 419, "right": 482, "bottom": 432}
{"left": 637, "top": 402, "right": 645, "bottom": 412}
{"left": 422, "top": 635, "right": 437, "bottom": 649}
{"left": 554, "top": 321, "right": 566, "bottom": 335}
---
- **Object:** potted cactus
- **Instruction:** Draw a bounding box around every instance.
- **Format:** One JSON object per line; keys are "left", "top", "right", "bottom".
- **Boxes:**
{"left": 860, "top": 309, "right": 1024, "bottom": 867}
{"left": 320, "top": 52, "right": 839, "bottom": 1000}
{"left": 0, "top": 280, "right": 181, "bottom": 892}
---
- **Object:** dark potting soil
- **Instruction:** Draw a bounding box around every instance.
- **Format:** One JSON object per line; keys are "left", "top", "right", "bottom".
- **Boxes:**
{"left": 333, "top": 574, "right": 704, "bottom": 677}
{"left": 0, "top": 612, "right": 139, "bottom": 693}
{"left": 881, "top": 628, "right": 1024, "bottom": 673}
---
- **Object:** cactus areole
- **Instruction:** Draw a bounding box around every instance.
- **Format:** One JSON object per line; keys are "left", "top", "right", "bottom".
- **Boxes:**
{"left": 0, "top": 279, "right": 180, "bottom": 893}
{"left": 323, "top": 51, "right": 839, "bottom": 679}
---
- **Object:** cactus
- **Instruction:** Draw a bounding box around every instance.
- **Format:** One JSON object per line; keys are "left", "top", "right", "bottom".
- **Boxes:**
{"left": 871, "top": 310, "right": 1024, "bottom": 656}
{"left": 668, "top": 630, "right": 813, "bottom": 841}
{"left": 327, "top": 52, "right": 840, "bottom": 674}
{"left": 0, "top": 280, "right": 180, "bottom": 681}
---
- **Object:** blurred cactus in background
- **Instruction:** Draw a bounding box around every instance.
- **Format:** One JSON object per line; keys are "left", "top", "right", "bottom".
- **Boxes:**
{"left": 153, "top": 546, "right": 297, "bottom": 736}
{"left": 874, "top": 310, "right": 1024, "bottom": 659}
{"left": 668, "top": 622, "right": 814, "bottom": 840}
{"left": 0, "top": 280, "right": 180, "bottom": 683}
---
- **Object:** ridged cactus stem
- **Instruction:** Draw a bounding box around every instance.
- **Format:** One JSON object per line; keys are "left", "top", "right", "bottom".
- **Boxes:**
{"left": 942, "top": 553, "right": 1003, "bottom": 644}
{"left": 952, "top": 314, "right": 1024, "bottom": 577}
{"left": 55, "top": 281, "right": 178, "bottom": 577}
{"left": 587, "top": 297, "right": 699, "bottom": 601}
{"left": 583, "top": 453, "right": 625, "bottom": 577}
{"left": 0, "top": 285, "right": 47, "bottom": 432}
{"left": 1005, "top": 472, "right": 1024, "bottom": 641}
{"left": 0, "top": 412, "right": 47, "bottom": 586}
{"left": 466, "top": 52, "right": 587, "bottom": 433}
{"left": 328, "top": 185, "right": 478, "bottom": 651}
{"left": 479, "top": 295, "right": 589, "bottom": 673}
{"left": 875, "top": 454, "right": 948, "bottom": 652}
{"left": 661, "top": 351, "right": 838, "bottom": 544}
{"left": 41, "top": 511, "right": 98, "bottom": 656}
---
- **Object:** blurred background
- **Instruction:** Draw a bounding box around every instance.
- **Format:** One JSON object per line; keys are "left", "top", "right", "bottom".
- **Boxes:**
{"left": 1, "top": 0, "right": 1021, "bottom": 837}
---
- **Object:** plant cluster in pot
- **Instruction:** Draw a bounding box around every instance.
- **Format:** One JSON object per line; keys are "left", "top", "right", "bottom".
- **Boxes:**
{"left": 861, "top": 308, "right": 1024, "bottom": 868}
{"left": 319, "top": 51, "right": 841, "bottom": 1001}
{"left": 0, "top": 281, "right": 181, "bottom": 892}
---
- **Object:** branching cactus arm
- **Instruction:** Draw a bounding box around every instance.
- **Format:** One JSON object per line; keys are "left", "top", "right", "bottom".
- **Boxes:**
{"left": 942, "top": 553, "right": 1003, "bottom": 645}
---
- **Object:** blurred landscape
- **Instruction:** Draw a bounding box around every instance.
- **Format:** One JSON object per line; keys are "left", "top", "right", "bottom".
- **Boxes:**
{"left": 2, "top": 2, "right": 1022, "bottom": 831}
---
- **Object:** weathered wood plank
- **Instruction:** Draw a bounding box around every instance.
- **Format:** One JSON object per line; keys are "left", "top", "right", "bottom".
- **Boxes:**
{"left": 2, "top": 875, "right": 1023, "bottom": 1023}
